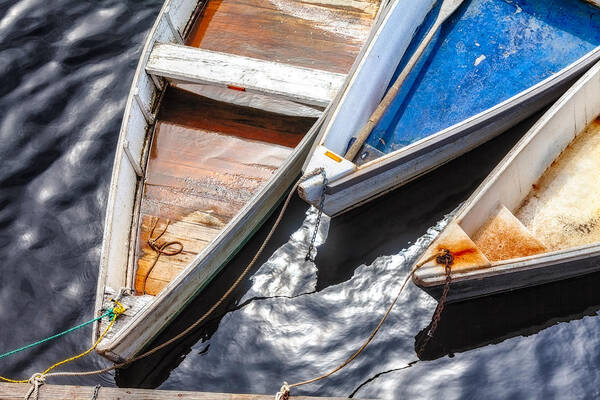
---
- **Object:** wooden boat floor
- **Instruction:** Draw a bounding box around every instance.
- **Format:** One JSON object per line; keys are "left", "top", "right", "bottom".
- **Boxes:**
{"left": 515, "top": 117, "right": 600, "bottom": 253}
{"left": 186, "top": 0, "right": 379, "bottom": 74}
{"left": 134, "top": 87, "right": 316, "bottom": 295}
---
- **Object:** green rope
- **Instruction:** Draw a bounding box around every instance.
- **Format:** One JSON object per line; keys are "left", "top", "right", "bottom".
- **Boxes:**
{"left": 0, "top": 310, "right": 113, "bottom": 360}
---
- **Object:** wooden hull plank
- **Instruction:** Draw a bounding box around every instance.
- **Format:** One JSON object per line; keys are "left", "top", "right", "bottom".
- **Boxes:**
{"left": 146, "top": 43, "right": 346, "bottom": 107}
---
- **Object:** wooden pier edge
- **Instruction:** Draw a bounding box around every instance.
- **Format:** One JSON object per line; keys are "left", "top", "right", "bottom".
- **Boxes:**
{"left": 0, "top": 383, "right": 373, "bottom": 400}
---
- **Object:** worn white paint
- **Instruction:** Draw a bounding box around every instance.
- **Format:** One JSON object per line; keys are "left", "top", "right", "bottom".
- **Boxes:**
{"left": 413, "top": 60, "right": 600, "bottom": 298}
{"left": 474, "top": 54, "right": 486, "bottom": 66}
{"left": 93, "top": 0, "right": 198, "bottom": 357}
{"left": 146, "top": 43, "right": 346, "bottom": 107}
{"left": 299, "top": 145, "right": 356, "bottom": 204}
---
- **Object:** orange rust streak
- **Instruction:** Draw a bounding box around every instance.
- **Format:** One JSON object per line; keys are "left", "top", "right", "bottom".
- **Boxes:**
{"left": 473, "top": 205, "right": 547, "bottom": 262}
{"left": 435, "top": 242, "right": 483, "bottom": 270}
{"left": 418, "top": 222, "right": 490, "bottom": 272}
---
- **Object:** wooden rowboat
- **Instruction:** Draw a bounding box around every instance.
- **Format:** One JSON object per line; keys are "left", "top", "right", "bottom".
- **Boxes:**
{"left": 413, "top": 59, "right": 600, "bottom": 303}
{"left": 299, "top": 0, "right": 600, "bottom": 216}
{"left": 93, "top": 0, "right": 383, "bottom": 361}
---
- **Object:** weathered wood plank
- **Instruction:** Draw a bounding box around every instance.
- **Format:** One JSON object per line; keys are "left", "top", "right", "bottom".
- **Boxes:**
{"left": 146, "top": 43, "right": 346, "bottom": 107}
{"left": 157, "top": 88, "right": 314, "bottom": 148}
{"left": 186, "top": 0, "right": 379, "bottom": 73}
{"left": 0, "top": 383, "right": 369, "bottom": 400}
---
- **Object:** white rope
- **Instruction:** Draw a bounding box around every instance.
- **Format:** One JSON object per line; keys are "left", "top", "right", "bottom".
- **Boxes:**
{"left": 24, "top": 373, "right": 45, "bottom": 400}
{"left": 275, "top": 382, "right": 290, "bottom": 400}
{"left": 273, "top": 251, "right": 448, "bottom": 398}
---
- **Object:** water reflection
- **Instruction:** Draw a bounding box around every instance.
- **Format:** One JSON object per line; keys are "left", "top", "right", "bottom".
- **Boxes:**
{"left": 4, "top": 0, "right": 600, "bottom": 397}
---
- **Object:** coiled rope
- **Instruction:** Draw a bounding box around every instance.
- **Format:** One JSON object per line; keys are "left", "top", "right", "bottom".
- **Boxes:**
{"left": 274, "top": 250, "right": 453, "bottom": 400}
{"left": 8, "top": 169, "right": 327, "bottom": 397}
{"left": 142, "top": 218, "right": 184, "bottom": 294}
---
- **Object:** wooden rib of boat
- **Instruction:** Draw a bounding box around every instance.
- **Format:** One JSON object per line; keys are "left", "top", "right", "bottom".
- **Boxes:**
{"left": 413, "top": 59, "right": 600, "bottom": 303}
{"left": 93, "top": 0, "right": 383, "bottom": 361}
{"left": 299, "top": 0, "right": 600, "bottom": 217}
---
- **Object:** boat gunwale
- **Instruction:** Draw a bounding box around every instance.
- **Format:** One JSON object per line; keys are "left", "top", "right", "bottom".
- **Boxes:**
{"left": 413, "top": 59, "right": 600, "bottom": 289}
{"left": 327, "top": 45, "right": 600, "bottom": 195}
{"left": 92, "top": 0, "right": 186, "bottom": 346}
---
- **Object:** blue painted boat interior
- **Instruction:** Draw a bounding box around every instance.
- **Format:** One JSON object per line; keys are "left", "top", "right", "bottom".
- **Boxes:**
{"left": 365, "top": 0, "right": 600, "bottom": 154}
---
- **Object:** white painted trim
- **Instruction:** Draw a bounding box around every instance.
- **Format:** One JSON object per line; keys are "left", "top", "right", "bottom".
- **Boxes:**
{"left": 146, "top": 44, "right": 346, "bottom": 107}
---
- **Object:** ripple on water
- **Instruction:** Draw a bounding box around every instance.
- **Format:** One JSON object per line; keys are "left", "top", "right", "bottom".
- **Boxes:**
{"left": 3, "top": 0, "right": 600, "bottom": 397}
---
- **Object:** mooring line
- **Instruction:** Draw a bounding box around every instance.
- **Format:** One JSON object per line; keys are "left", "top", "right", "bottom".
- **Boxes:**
{"left": 0, "top": 312, "right": 111, "bottom": 361}
{"left": 10, "top": 169, "right": 327, "bottom": 397}
{"left": 274, "top": 250, "right": 453, "bottom": 400}
{"left": 0, "top": 300, "right": 125, "bottom": 385}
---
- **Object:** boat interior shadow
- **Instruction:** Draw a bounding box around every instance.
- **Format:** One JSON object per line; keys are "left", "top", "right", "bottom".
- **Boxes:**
{"left": 115, "top": 110, "right": 544, "bottom": 388}
{"left": 415, "top": 269, "right": 600, "bottom": 362}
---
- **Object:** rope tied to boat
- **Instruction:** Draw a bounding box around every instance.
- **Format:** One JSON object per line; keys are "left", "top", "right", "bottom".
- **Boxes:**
{"left": 0, "top": 299, "right": 125, "bottom": 390}
{"left": 24, "top": 373, "right": 45, "bottom": 400}
{"left": 1, "top": 169, "right": 327, "bottom": 387}
{"left": 143, "top": 218, "right": 184, "bottom": 294}
{"left": 274, "top": 249, "right": 453, "bottom": 399}
{"left": 275, "top": 382, "right": 291, "bottom": 400}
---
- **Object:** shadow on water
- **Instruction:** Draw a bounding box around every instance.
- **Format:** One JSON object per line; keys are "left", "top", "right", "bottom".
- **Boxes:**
{"left": 115, "top": 195, "right": 311, "bottom": 388}
{"left": 115, "top": 108, "right": 586, "bottom": 390}
{"left": 415, "top": 269, "right": 600, "bottom": 362}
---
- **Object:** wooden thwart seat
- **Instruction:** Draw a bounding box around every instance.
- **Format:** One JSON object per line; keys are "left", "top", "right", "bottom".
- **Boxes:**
{"left": 146, "top": 43, "right": 346, "bottom": 107}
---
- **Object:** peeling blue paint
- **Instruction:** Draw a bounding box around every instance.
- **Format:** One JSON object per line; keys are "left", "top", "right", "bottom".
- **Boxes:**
{"left": 367, "top": 0, "right": 600, "bottom": 153}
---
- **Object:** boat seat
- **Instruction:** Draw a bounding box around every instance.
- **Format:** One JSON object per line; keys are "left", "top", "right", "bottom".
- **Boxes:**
{"left": 471, "top": 205, "right": 547, "bottom": 262}
{"left": 146, "top": 43, "right": 346, "bottom": 107}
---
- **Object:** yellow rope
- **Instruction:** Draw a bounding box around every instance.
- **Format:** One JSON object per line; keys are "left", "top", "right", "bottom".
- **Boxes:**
{"left": 0, "top": 300, "right": 125, "bottom": 384}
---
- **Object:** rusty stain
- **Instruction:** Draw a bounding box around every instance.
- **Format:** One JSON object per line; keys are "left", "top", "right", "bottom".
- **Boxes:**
{"left": 434, "top": 241, "right": 482, "bottom": 269}
{"left": 472, "top": 206, "right": 546, "bottom": 262}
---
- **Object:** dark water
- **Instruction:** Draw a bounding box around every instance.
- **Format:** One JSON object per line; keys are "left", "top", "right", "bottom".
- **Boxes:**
{"left": 2, "top": 0, "right": 600, "bottom": 398}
